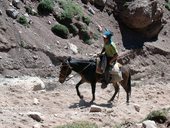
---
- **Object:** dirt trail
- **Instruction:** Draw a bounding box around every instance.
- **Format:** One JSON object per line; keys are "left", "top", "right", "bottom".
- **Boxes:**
{"left": 0, "top": 76, "right": 169, "bottom": 128}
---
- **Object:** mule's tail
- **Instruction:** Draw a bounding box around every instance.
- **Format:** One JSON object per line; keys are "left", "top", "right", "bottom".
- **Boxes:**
{"left": 128, "top": 72, "right": 131, "bottom": 97}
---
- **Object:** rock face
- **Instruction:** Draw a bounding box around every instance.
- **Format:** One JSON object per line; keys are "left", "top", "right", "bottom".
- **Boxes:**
{"left": 94, "top": 0, "right": 106, "bottom": 7}
{"left": 106, "top": 0, "right": 164, "bottom": 38}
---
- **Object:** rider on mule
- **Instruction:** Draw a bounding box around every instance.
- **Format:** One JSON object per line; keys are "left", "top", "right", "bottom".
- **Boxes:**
{"left": 100, "top": 30, "right": 118, "bottom": 87}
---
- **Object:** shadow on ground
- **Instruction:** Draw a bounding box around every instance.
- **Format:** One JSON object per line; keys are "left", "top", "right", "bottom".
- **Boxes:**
{"left": 69, "top": 99, "right": 113, "bottom": 109}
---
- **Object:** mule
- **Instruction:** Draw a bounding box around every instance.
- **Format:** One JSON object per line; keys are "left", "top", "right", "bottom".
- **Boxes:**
{"left": 59, "top": 57, "right": 131, "bottom": 103}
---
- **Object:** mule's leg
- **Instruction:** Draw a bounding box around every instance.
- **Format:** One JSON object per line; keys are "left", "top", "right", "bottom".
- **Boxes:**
{"left": 126, "top": 92, "right": 129, "bottom": 104}
{"left": 117, "top": 66, "right": 131, "bottom": 104}
{"left": 90, "top": 83, "right": 96, "bottom": 103}
{"left": 120, "top": 74, "right": 131, "bottom": 104}
{"left": 76, "top": 80, "right": 84, "bottom": 99}
{"left": 108, "top": 83, "right": 120, "bottom": 103}
{"left": 127, "top": 74, "right": 131, "bottom": 104}
{"left": 120, "top": 81, "right": 129, "bottom": 104}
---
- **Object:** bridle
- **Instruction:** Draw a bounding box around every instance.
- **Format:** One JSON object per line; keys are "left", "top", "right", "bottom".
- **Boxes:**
{"left": 59, "top": 63, "right": 72, "bottom": 81}
{"left": 60, "top": 61, "right": 92, "bottom": 82}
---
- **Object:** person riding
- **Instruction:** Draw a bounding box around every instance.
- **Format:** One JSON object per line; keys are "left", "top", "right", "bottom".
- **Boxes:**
{"left": 100, "top": 30, "right": 118, "bottom": 87}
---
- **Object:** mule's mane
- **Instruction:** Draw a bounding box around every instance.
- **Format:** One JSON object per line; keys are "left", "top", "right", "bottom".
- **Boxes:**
{"left": 69, "top": 58, "right": 95, "bottom": 64}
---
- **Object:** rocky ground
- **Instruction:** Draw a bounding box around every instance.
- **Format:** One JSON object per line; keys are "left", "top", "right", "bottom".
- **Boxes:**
{"left": 0, "top": 76, "right": 169, "bottom": 128}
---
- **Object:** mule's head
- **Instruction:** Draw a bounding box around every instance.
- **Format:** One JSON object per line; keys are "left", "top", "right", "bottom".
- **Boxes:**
{"left": 59, "top": 58, "right": 72, "bottom": 83}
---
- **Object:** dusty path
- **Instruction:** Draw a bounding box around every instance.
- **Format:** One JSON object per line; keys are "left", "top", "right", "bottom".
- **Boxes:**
{"left": 0, "top": 76, "right": 169, "bottom": 128}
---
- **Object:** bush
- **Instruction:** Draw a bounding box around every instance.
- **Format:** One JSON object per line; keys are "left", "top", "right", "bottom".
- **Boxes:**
{"left": 145, "top": 108, "right": 169, "bottom": 123}
{"left": 25, "top": 6, "right": 32, "bottom": 14}
{"left": 82, "top": 16, "right": 91, "bottom": 25}
{"left": 57, "top": 10, "right": 74, "bottom": 24}
{"left": 74, "top": 21, "right": 87, "bottom": 31}
{"left": 165, "top": 0, "right": 170, "bottom": 11}
{"left": 84, "top": 39, "right": 93, "bottom": 45}
{"left": 55, "top": 121, "right": 98, "bottom": 128}
{"left": 25, "top": 6, "right": 37, "bottom": 15}
{"left": 92, "top": 32, "right": 99, "bottom": 40}
{"left": 80, "top": 29, "right": 92, "bottom": 44}
{"left": 51, "top": 24, "right": 69, "bottom": 39}
{"left": 37, "top": 0, "right": 54, "bottom": 15}
{"left": 17, "top": 16, "right": 28, "bottom": 26}
{"left": 57, "top": 0, "right": 83, "bottom": 24}
{"left": 68, "top": 24, "right": 79, "bottom": 36}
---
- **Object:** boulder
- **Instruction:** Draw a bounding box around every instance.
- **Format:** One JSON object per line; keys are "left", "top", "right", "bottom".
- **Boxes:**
{"left": 12, "top": 0, "right": 21, "bottom": 9}
{"left": 109, "top": 0, "right": 164, "bottom": 38}
{"left": 0, "top": 10, "right": 2, "bottom": 15}
{"left": 27, "top": 112, "right": 44, "bottom": 122}
{"left": 94, "top": 0, "right": 106, "bottom": 7}
{"left": 88, "top": 6, "right": 96, "bottom": 15}
{"left": 33, "top": 98, "right": 39, "bottom": 105}
{"left": 0, "top": 18, "right": 7, "bottom": 32}
{"left": 68, "top": 43, "right": 78, "bottom": 54}
{"left": 33, "top": 124, "right": 41, "bottom": 128}
{"left": 134, "top": 104, "right": 140, "bottom": 112}
{"left": 6, "top": 8, "right": 19, "bottom": 19}
{"left": 142, "top": 120, "right": 157, "bottom": 128}
{"left": 81, "top": 0, "right": 89, "bottom": 4}
{"left": 0, "top": 33, "right": 11, "bottom": 51}
{"left": 90, "top": 105, "right": 102, "bottom": 112}
{"left": 32, "top": 81, "right": 45, "bottom": 91}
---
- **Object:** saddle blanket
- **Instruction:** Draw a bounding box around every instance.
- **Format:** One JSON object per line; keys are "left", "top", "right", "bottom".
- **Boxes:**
{"left": 96, "top": 58, "right": 123, "bottom": 82}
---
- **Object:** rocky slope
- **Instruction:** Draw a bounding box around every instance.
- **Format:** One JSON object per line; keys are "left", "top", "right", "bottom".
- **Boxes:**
{"left": 0, "top": 0, "right": 170, "bottom": 127}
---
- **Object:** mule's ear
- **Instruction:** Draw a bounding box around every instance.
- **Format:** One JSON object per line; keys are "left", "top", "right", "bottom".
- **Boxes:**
{"left": 68, "top": 56, "right": 71, "bottom": 62}
{"left": 57, "top": 56, "right": 64, "bottom": 62}
{"left": 57, "top": 56, "right": 69, "bottom": 63}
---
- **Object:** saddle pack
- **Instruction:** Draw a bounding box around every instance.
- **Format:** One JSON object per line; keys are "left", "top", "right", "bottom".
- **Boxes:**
{"left": 96, "top": 55, "right": 123, "bottom": 82}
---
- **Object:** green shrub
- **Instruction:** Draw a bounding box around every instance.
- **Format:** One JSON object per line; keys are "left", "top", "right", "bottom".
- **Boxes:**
{"left": 144, "top": 108, "right": 168, "bottom": 123}
{"left": 165, "top": 0, "right": 170, "bottom": 11}
{"left": 57, "top": 0, "right": 83, "bottom": 24}
{"left": 55, "top": 121, "right": 98, "bottom": 128}
{"left": 74, "top": 21, "right": 87, "bottom": 32}
{"left": 68, "top": 24, "right": 79, "bottom": 36}
{"left": 58, "top": 0, "right": 83, "bottom": 16}
{"left": 84, "top": 39, "right": 93, "bottom": 45}
{"left": 92, "top": 32, "right": 99, "bottom": 40}
{"left": 57, "top": 10, "right": 74, "bottom": 24}
{"left": 82, "top": 16, "right": 91, "bottom": 25}
{"left": 37, "top": 0, "right": 54, "bottom": 15}
{"left": 80, "top": 29, "right": 92, "bottom": 44}
{"left": 51, "top": 24, "right": 69, "bottom": 39}
{"left": 17, "top": 16, "right": 28, "bottom": 26}
{"left": 25, "top": 6, "right": 37, "bottom": 15}
{"left": 25, "top": 6, "right": 32, "bottom": 14}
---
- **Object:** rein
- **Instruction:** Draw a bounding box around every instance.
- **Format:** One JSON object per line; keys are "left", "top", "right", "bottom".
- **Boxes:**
{"left": 64, "top": 62, "right": 92, "bottom": 82}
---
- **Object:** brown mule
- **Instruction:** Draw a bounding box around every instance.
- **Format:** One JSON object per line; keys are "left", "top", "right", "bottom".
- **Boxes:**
{"left": 59, "top": 57, "right": 131, "bottom": 103}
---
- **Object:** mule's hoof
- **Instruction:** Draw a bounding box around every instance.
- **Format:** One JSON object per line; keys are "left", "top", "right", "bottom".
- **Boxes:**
{"left": 126, "top": 101, "right": 129, "bottom": 105}
{"left": 80, "top": 95, "right": 84, "bottom": 99}
{"left": 89, "top": 100, "right": 94, "bottom": 104}
{"left": 107, "top": 100, "right": 112, "bottom": 104}
{"left": 101, "top": 83, "right": 107, "bottom": 89}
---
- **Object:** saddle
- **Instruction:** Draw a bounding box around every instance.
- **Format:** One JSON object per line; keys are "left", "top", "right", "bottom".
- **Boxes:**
{"left": 96, "top": 55, "right": 123, "bottom": 82}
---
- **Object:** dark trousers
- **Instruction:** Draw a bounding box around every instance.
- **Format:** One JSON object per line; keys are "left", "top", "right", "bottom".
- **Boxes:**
{"left": 99, "top": 55, "right": 115, "bottom": 84}
{"left": 104, "top": 57, "right": 113, "bottom": 83}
